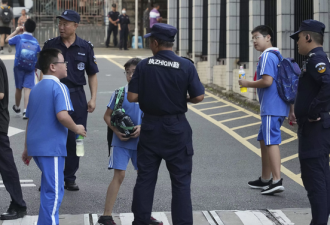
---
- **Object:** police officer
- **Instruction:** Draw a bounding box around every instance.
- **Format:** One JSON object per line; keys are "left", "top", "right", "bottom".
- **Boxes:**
{"left": 118, "top": 8, "right": 130, "bottom": 50}
{"left": 105, "top": 4, "right": 119, "bottom": 48}
{"left": 40, "top": 10, "right": 98, "bottom": 191}
{"left": 127, "top": 23, "right": 205, "bottom": 225}
{"left": 290, "top": 19, "right": 330, "bottom": 225}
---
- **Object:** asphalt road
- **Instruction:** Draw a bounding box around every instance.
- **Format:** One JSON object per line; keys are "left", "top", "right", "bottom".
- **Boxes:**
{"left": 0, "top": 53, "right": 310, "bottom": 216}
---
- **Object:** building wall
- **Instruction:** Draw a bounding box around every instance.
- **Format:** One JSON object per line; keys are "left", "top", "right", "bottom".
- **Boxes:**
{"left": 172, "top": 0, "right": 330, "bottom": 101}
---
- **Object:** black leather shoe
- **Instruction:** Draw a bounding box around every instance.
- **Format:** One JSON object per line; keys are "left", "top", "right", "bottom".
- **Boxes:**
{"left": 64, "top": 182, "right": 79, "bottom": 191}
{"left": 0, "top": 203, "right": 27, "bottom": 220}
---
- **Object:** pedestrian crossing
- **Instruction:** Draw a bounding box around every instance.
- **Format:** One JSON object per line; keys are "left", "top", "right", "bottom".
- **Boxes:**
{"left": 0, "top": 210, "right": 304, "bottom": 225}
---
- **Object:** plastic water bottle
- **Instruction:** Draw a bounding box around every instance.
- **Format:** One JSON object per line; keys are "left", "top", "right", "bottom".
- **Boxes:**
{"left": 76, "top": 135, "right": 85, "bottom": 157}
{"left": 239, "top": 66, "right": 247, "bottom": 93}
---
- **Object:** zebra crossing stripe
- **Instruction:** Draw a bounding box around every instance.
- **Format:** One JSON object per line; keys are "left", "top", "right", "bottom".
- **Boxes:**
{"left": 2, "top": 215, "right": 38, "bottom": 225}
{"left": 235, "top": 211, "right": 274, "bottom": 225}
{"left": 202, "top": 211, "right": 217, "bottom": 225}
{"left": 84, "top": 214, "right": 90, "bottom": 225}
{"left": 268, "top": 210, "right": 294, "bottom": 225}
{"left": 92, "top": 214, "right": 98, "bottom": 225}
{"left": 209, "top": 211, "right": 225, "bottom": 225}
{"left": 119, "top": 212, "right": 170, "bottom": 225}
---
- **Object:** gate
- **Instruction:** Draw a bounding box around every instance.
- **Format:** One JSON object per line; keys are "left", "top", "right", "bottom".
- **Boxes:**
{"left": 29, "top": 0, "right": 107, "bottom": 47}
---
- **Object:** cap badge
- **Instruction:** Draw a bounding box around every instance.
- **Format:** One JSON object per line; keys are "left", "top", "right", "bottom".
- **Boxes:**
{"left": 64, "top": 11, "right": 67, "bottom": 15}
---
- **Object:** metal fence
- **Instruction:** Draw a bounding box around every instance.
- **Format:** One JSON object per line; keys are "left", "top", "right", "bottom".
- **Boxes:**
{"left": 29, "top": 0, "right": 106, "bottom": 47}
{"left": 218, "top": 0, "right": 226, "bottom": 60}
{"left": 188, "top": 0, "right": 192, "bottom": 55}
{"left": 201, "top": 0, "right": 208, "bottom": 58}
{"left": 294, "top": 0, "right": 313, "bottom": 67}
{"left": 265, "top": 0, "right": 277, "bottom": 47}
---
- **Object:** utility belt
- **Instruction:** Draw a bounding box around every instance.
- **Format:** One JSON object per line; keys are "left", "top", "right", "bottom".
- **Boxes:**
{"left": 69, "top": 86, "right": 83, "bottom": 93}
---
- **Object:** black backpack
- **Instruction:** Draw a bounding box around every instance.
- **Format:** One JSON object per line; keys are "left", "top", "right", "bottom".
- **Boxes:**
{"left": 1, "top": 6, "right": 13, "bottom": 24}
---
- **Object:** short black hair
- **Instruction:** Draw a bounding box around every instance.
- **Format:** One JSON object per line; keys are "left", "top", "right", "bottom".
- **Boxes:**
{"left": 38, "top": 48, "right": 62, "bottom": 74}
{"left": 302, "top": 31, "right": 324, "bottom": 45}
{"left": 251, "top": 25, "right": 274, "bottom": 44}
{"left": 150, "top": 36, "right": 174, "bottom": 48}
{"left": 2, "top": 0, "right": 8, "bottom": 4}
{"left": 124, "top": 58, "right": 142, "bottom": 70}
{"left": 24, "top": 19, "right": 36, "bottom": 33}
{"left": 153, "top": 3, "right": 160, "bottom": 7}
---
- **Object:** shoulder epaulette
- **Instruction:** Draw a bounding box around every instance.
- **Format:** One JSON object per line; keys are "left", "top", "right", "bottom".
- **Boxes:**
{"left": 309, "top": 53, "right": 316, "bottom": 58}
{"left": 84, "top": 40, "right": 94, "bottom": 48}
{"left": 181, "top": 56, "right": 194, "bottom": 64}
{"left": 44, "top": 37, "right": 55, "bottom": 44}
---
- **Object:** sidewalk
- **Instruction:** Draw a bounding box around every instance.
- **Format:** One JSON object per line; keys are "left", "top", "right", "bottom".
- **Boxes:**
{"left": 0, "top": 208, "right": 324, "bottom": 225}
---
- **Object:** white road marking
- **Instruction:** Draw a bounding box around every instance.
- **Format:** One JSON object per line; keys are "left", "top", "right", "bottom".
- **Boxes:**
{"left": 235, "top": 211, "right": 274, "bottom": 225}
{"left": 84, "top": 214, "right": 90, "bottom": 225}
{"left": 2, "top": 215, "right": 38, "bottom": 225}
{"left": 98, "top": 91, "right": 114, "bottom": 94}
{"left": 209, "top": 211, "right": 225, "bottom": 225}
{"left": 8, "top": 126, "right": 24, "bottom": 137}
{"left": 105, "top": 74, "right": 111, "bottom": 76}
{"left": 268, "top": 210, "right": 294, "bottom": 225}
{"left": 202, "top": 211, "right": 216, "bottom": 225}
{"left": 119, "top": 212, "right": 170, "bottom": 225}
{"left": 0, "top": 180, "right": 35, "bottom": 188}
{"left": 92, "top": 214, "right": 98, "bottom": 225}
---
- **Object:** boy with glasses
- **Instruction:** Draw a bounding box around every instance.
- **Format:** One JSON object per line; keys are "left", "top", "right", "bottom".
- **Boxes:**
{"left": 22, "top": 48, "right": 86, "bottom": 225}
{"left": 98, "top": 58, "right": 162, "bottom": 225}
{"left": 239, "top": 25, "right": 290, "bottom": 195}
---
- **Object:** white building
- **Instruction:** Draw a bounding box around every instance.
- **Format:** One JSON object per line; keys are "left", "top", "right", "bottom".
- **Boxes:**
{"left": 167, "top": 0, "right": 330, "bottom": 100}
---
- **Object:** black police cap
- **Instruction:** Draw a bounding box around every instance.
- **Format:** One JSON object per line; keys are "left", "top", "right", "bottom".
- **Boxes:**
{"left": 144, "top": 23, "right": 177, "bottom": 42}
{"left": 57, "top": 10, "right": 80, "bottom": 23}
{"left": 290, "top": 19, "right": 325, "bottom": 40}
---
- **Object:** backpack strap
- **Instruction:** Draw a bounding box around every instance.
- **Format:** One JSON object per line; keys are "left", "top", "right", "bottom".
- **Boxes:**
{"left": 268, "top": 50, "right": 283, "bottom": 61}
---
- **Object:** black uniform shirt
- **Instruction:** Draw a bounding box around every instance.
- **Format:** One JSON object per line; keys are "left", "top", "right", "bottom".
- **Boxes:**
{"left": 41, "top": 35, "right": 99, "bottom": 88}
{"left": 108, "top": 11, "right": 119, "bottom": 26}
{"left": 0, "top": 59, "right": 9, "bottom": 134}
{"left": 118, "top": 14, "right": 130, "bottom": 28}
{"left": 294, "top": 47, "right": 330, "bottom": 120}
{"left": 128, "top": 50, "right": 205, "bottom": 116}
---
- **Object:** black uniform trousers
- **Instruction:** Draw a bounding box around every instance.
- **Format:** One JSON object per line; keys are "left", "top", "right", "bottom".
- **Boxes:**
{"left": 0, "top": 132, "right": 26, "bottom": 208}
{"left": 64, "top": 88, "right": 88, "bottom": 183}
{"left": 300, "top": 154, "right": 330, "bottom": 225}
{"left": 106, "top": 25, "right": 118, "bottom": 47}
{"left": 119, "top": 27, "right": 129, "bottom": 50}
{"left": 132, "top": 114, "right": 193, "bottom": 225}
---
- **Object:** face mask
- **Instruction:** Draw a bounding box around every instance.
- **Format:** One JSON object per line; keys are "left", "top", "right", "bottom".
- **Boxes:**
{"left": 122, "top": 10, "right": 126, "bottom": 14}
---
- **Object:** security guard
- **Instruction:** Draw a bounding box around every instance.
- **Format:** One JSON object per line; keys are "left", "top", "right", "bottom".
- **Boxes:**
{"left": 290, "top": 19, "right": 330, "bottom": 225}
{"left": 118, "top": 8, "right": 130, "bottom": 50}
{"left": 40, "top": 10, "right": 98, "bottom": 191}
{"left": 128, "top": 23, "right": 205, "bottom": 225}
{"left": 105, "top": 4, "right": 119, "bottom": 48}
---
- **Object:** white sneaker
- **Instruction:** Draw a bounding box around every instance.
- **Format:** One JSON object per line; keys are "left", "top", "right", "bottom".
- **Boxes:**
{"left": 8, "top": 45, "right": 12, "bottom": 53}
{"left": 0, "top": 50, "right": 4, "bottom": 54}
{"left": 23, "top": 112, "right": 27, "bottom": 120}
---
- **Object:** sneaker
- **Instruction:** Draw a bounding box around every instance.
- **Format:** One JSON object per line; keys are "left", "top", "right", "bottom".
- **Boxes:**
{"left": 248, "top": 177, "right": 272, "bottom": 189}
{"left": 23, "top": 112, "right": 27, "bottom": 120}
{"left": 8, "top": 45, "right": 12, "bottom": 53}
{"left": 261, "top": 178, "right": 285, "bottom": 195}
{"left": 150, "top": 217, "right": 163, "bottom": 225}
{"left": 12, "top": 105, "right": 21, "bottom": 114}
{"left": 97, "top": 215, "right": 116, "bottom": 225}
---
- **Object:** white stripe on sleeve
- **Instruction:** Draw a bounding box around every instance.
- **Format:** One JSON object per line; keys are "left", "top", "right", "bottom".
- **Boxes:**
{"left": 56, "top": 82, "right": 71, "bottom": 111}
{"left": 260, "top": 53, "right": 269, "bottom": 76}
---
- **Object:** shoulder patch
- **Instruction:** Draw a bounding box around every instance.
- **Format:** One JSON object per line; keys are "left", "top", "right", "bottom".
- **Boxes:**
{"left": 309, "top": 53, "right": 316, "bottom": 58}
{"left": 181, "top": 57, "right": 194, "bottom": 64}
{"left": 147, "top": 58, "right": 180, "bottom": 69}
{"left": 44, "top": 37, "right": 55, "bottom": 44}
{"left": 84, "top": 40, "right": 94, "bottom": 48}
{"left": 315, "top": 62, "right": 327, "bottom": 73}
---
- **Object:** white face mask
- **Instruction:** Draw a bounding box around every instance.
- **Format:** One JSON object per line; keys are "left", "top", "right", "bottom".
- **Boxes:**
{"left": 122, "top": 10, "right": 126, "bottom": 14}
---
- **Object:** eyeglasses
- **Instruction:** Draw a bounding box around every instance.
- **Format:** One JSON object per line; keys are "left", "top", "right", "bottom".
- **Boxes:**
{"left": 250, "top": 35, "right": 265, "bottom": 42}
{"left": 58, "top": 22, "right": 75, "bottom": 27}
{"left": 124, "top": 71, "right": 134, "bottom": 75}
{"left": 52, "top": 61, "right": 68, "bottom": 65}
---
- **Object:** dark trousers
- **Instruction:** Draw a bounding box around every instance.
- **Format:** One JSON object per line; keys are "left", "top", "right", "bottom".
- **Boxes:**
{"left": 119, "top": 27, "right": 129, "bottom": 50}
{"left": 0, "top": 132, "right": 26, "bottom": 208}
{"left": 300, "top": 154, "right": 330, "bottom": 225}
{"left": 106, "top": 25, "right": 118, "bottom": 47}
{"left": 64, "top": 88, "right": 88, "bottom": 183}
{"left": 132, "top": 114, "right": 193, "bottom": 225}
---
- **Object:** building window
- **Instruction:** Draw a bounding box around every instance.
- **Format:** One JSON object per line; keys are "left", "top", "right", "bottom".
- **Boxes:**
{"left": 294, "top": 0, "right": 313, "bottom": 67}
{"left": 239, "top": 0, "right": 249, "bottom": 62}
{"left": 265, "top": 0, "right": 277, "bottom": 47}
{"left": 188, "top": 0, "right": 193, "bottom": 55}
{"left": 219, "top": 0, "right": 226, "bottom": 59}
{"left": 202, "top": 0, "right": 208, "bottom": 56}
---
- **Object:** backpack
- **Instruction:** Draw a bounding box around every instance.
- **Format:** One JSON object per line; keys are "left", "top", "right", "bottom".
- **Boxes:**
{"left": 268, "top": 50, "right": 301, "bottom": 104}
{"left": 1, "top": 6, "right": 13, "bottom": 24}
{"left": 17, "top": 39, "right": 39, "bottom": 72}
